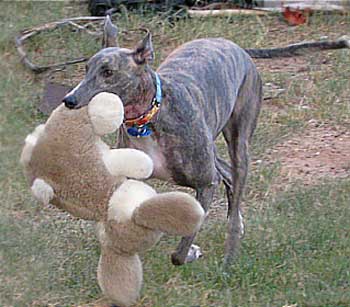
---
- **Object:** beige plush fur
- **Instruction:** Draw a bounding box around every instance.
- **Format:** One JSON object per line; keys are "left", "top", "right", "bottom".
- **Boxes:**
{"left": 133, "top": 192, "right": 205, "bottom": 236}
{"left": 22, "top": 105, "right": 113, "bottom": 220}
{"left": 97, "top": 191, "right": 204, "bottom": 306}
{"left": 96, "top": 222, "right": 143, "bottom": 307}
{"left": 21, "top": 94, "right": 134, "bottom": 220}
{"left": 97, "top": 251, "right": 143, "bottom": 307}
{"left": 21, "top": 92, "right": 204, "bottom": 306}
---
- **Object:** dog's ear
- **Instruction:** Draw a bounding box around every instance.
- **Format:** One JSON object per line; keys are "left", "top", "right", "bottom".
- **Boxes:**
{"left": 102, "top": 15, "right": 118, "bottom": 48}
{"left": 132, "top": 32, "right": 154, "bottom": 65}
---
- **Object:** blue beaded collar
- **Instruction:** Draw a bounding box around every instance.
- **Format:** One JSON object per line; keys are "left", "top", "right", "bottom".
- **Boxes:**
{"left": 124, "top": 73, "right": 162, "bottom": 137}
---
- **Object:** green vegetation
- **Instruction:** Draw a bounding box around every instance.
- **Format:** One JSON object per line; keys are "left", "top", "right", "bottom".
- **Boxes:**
{"left": 0, "top": 2, "right": 349, "bottom": 306}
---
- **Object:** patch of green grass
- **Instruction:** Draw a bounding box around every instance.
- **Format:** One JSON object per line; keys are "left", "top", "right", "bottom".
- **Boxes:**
{"left": 0, "top": 211, "right": 100, "bottom": 306}
{"left": 141, "top": 179, "right": 350, "bottom": 307}
{"left": 0, "top": 2, "right": 349, "bottom": 306}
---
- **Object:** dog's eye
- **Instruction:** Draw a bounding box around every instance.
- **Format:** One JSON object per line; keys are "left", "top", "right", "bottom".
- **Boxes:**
{"left": 102, "top": 69, "right": 113, "bottom": 78}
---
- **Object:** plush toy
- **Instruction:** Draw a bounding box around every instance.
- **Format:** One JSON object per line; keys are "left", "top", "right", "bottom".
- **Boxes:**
{"left": 97, "top": 189, "right": 204, "bottom": 306}
{"left": 21, "top": 92, "right": 157, "bottom": 221}
{"left": 20, "top": 92, "right": 204, "bottom": 306}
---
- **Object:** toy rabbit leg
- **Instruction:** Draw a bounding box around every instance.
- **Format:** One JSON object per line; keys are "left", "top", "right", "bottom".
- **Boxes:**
{"left": 97, "top": 246, "right": 142, "bottom": 307}
{"left": 133, "top": 191, "right": 205, "bottom": 236}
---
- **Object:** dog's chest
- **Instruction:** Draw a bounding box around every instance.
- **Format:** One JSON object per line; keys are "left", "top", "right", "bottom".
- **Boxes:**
{"left": 122, "top": 135, "right": 171, "bottom": 181}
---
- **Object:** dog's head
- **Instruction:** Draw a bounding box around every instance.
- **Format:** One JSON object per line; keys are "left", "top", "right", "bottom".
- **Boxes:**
{"left": 63, "top": 17, "right": 154, "bottom": 111}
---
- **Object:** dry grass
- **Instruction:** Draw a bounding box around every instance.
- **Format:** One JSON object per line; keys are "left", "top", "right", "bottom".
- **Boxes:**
{"left": 0, "top": 2, "right": 349, "bottom": 307}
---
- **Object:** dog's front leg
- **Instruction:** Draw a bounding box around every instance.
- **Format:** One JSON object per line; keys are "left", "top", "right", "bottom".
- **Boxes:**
{"left": 171, "top": 185, "right": 216, "bottom": 265}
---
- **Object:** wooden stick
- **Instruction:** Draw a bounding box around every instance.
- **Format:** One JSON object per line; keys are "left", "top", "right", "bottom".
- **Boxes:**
{"left": 188, "top": 9, "right": 269, "bottom": 17}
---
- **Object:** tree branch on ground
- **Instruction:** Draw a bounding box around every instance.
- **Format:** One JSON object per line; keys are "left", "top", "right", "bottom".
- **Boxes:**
{"left": 15, "top": 16, "right": 106, "bottom": 74}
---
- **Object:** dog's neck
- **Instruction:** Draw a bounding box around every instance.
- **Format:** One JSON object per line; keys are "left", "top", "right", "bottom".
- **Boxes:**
{"left": 124, "top": 69, "right": 163, "bottom": 138}
{"left": 124, "top": 67, "right": 157, "bottom": 120}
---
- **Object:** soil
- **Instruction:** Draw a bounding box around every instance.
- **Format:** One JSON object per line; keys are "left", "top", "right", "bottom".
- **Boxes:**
{"left": 269, "top": 121, "right": 350, "bottom": 184}
{"left": 253, "top": 51, "right": 350, "bottom": 185}
{"left": 209, "top": 122, "right": 350, "bottom": 221}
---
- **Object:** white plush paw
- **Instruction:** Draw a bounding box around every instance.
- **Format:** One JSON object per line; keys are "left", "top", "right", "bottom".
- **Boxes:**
{"left": 127, "top": 150, "right": 154, "bottom": 179}
{"left": 88, "top": 92, "right": 124, "bottom": 136}
{"left": 20, "top": 124, "right": 46, "bottom": 165}
{"left": 103, "top": 148, "right": 154, "bottom": 179}
{"left": 185, "top": 244, "right": 203, "bottom": 263}
{"left": 108, "top": 179, "right": 156, "bottom": 223}
{"left": 31, "top": 178, "right": 54, "bottom": 206}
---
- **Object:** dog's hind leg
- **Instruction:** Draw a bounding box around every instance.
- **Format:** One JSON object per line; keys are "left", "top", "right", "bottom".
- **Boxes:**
{"left": 171, "top": 185, "right": 216, "bottom": 265}
{"left": 222, "top": 126, "right": 248, "bottom": 266}
{"left": 215, "top": 151, "right": 233, "bottom": 191}
{"left": 222, "top": 71, "right": 262, "bottom": 266}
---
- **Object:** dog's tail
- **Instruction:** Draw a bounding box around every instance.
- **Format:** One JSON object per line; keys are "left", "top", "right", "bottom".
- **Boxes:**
{"left": 245, "top": 36, "right": 350, "bottom": 58}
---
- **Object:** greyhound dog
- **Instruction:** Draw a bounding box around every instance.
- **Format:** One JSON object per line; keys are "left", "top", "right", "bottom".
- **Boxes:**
{"left": 63, "top": 16, "right": 349, "bottom": 265}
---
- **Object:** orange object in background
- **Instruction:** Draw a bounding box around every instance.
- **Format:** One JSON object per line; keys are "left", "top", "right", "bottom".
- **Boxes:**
{"left": 283, "top": 6, "right": 311, "bottom": 26}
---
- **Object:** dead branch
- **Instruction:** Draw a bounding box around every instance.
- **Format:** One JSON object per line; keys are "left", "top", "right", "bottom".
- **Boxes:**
{"left": 15, "top": 16, "right": 105, "bottom": 74}
{"left": 67, "top": 21, "right": 103, "bottom": 36}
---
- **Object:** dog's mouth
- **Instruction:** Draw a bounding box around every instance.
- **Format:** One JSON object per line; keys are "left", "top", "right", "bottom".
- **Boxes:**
{"left": 124, "top": 103, "right": 150, "bottom": 120}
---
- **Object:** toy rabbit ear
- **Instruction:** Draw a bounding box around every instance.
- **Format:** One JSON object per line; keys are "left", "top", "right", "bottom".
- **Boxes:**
{"left": 102, "top": 15, "right": 119, "bottom": 48}
{"left": 132, "top": 32, "right": 154, "bottom": 65}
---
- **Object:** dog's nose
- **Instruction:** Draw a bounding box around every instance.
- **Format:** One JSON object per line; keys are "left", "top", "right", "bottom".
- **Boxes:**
{"left": 63, "top": 95, "right": 78, "bottom": 109}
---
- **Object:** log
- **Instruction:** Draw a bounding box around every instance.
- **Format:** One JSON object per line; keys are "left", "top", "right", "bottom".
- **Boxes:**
{"left": 188, "top": 9, "right": 269, "bottom": 17}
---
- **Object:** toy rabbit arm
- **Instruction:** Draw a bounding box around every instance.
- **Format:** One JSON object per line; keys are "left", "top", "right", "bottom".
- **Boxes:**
{"left": 103, "top": 148, "right": 153, "bottom": 179}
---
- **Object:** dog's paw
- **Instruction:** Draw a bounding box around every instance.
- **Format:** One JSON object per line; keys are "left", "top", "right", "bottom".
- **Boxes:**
{"left": 185, "top": 244, "right": 203, "bottom": 262}
{"left": 239, "top": 209, "right": 245, "bottom": 238}
{"left": 338, "top": 35, "right": 350, "bottom": 48}
{"left": 171, "top": 244, "right": 203, "bottom": 265}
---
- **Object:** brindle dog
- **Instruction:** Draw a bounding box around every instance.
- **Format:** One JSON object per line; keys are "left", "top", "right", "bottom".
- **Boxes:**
{"left": 63, "top": 17, "right": 349, "bottom": 266}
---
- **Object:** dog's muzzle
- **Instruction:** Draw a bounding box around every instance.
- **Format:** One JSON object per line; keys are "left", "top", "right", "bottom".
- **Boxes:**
{"left": 63, "top": 95, "right": 78, "bottom": 109}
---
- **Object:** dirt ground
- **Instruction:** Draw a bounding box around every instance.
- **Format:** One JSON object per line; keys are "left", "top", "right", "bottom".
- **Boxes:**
{"left": 255, "top": 54, "right": 350, "bottom": 185}
{"left": 270, "top": 121, "right": 350, "bottom": 183}
{"left": 209, "top": 121, "right": 350, "bottom": 221}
